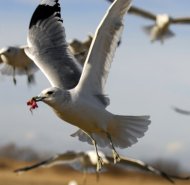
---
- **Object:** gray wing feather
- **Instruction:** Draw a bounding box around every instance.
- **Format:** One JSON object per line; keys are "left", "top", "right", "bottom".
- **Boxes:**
{"left": 76, "top": 0, "right": 131, "bottom": 97}
{"left": 26, "top": 0, "right": 82, "bottom": 89}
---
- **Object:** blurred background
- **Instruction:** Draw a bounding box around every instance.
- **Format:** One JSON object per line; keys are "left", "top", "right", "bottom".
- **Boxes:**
{"left": 0, "top": 0, "right": 190, "bottom": 178}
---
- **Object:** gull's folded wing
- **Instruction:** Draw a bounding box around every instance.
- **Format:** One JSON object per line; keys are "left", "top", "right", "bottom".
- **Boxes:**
{"left": 25, "top": 0, "right": 82, "bottom": 89}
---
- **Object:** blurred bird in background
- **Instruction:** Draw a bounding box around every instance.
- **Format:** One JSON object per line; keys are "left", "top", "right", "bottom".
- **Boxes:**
{"left": 0, "top": 45, "right": 38, "bottom": 85}
{"left": 14, "top": 150, "right": 190, "bottom": 183}
{"left": 105, "top": 0, "right": 190, "bottom": 43}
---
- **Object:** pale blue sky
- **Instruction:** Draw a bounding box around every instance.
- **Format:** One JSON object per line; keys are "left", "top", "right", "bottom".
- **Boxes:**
{"left": 0, "top": 0, "right": 190, "bottom": 170}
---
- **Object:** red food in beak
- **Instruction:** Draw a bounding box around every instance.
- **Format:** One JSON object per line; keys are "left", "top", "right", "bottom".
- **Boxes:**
{"left": 27, "top": 98, "right": 38, "bottom": 112}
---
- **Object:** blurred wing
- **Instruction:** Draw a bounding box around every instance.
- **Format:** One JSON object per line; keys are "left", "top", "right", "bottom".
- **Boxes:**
{"left": 14, "top": 156, "right": 57, "bottom": 173}
{"left": 129, "top": 6, "right": 156, "bottom": 21}
{"left": 76, "top": 0, "right": 132, "bottom": 96}
{"left": 0, "top": 56, "right": 2, "bottom": 64}
{"left": 19, "top": 46, "right": 39, "bottom": 75}
{"left": 25, "top": 0, "right": 82, "bottom": 89}
{"left": 172, "top": 106, "right": 190, "bottom": 115}
{"left": 142, "top": 25, "right": 154, "bottom": 35}
{"left": 170, "top": 17, "right": 190, "bottom": 24}
{"left": 14, "top": 151, "right": 82, "bottom": 173}
{"left": 163, "top": 29, "right": 175, "bottom": 39}
{"left": 106, "top": 155, "right": 174, "bottom": 183}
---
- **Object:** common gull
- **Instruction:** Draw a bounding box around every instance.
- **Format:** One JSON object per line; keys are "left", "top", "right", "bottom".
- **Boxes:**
{"left": 26, "top": 0, "right": 150, "bottom": 171}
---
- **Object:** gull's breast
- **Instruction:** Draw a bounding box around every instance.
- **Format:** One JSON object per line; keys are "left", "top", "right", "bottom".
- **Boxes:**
{"left": 53, "top": 100, "right": 111, "bottom": 133}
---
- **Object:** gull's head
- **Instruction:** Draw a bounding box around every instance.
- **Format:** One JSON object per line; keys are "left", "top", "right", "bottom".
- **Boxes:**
{"left": 0, "top": 46, "right": 19, "bottom": 64}
{"left": 0, "top": 46, "right": 19, "bottom": 56}
{"left": 27, "top": 87, "right": 71, "bottom": 112}
{"left": 33, "top": 87, "right": 64, "bottom": 105}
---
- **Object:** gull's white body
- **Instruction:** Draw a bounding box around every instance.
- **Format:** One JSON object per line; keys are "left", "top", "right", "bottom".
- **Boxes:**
{"left": 52, "top": 91, "right": 111, "bottom": 133}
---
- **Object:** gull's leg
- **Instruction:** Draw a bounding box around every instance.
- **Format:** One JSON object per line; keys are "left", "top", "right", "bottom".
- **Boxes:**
{"left": 106, "top": 133, "right": 120, "bottom": 164}
{"left": 85, "top": 133, "right": 104, "bottom": 171}
{"left": 91, "top": 137, "right": 104, "bottom": 172}
{"left": 79, "top": 130, "right": 104, "bottom": 171}
{"left": 95, "top": 171, "right": 100, "bottom": 182}
{"left": 13, "top": 66, "right": 16, "bottom": 85}
{"left": 27, "top": 74, "right": 35, "bottom": 85}
{"left": 82, "top": 168, "right": 87, "bottom": 185}
{"left": 25, "top": 67, "right": 35, "bottom": 85}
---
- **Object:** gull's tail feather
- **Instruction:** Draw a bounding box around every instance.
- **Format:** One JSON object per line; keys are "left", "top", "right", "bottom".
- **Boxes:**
{"left": 71, "top": 115, "right": 150, "bottom": 149}
{"left": 163, "top": 29, "right": 175, "bottom": 39}
{"left": 108, "top": 115, "right": 150, "bottom": 148}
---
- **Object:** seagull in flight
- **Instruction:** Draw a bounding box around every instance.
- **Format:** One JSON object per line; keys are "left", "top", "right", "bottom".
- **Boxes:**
{"left": 128, "top": 7, "right": 190, "bottom": 43}
{"left": 68, "top": 35, "right": 93, "bottom": 65}
{"left": 26, "top": 0, "right": 150, "bottom": 171}
{"left": 14, "top": 150, "right": 190, "bottom": 183}
{"left": 105, "top": 0, "right": 190, "bottom": 43}
{"left": 0, "top": 45, "right": 38, "bottom": 85}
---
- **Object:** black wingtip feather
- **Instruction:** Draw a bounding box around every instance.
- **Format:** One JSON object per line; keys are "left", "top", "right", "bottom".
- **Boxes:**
{"left": 29, "top": 1, "right": 61, "bottom": 29}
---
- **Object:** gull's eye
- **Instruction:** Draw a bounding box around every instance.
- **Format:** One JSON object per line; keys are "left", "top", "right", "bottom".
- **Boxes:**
{"left": 46, "top": 91, "right": 54, "bottom": 95}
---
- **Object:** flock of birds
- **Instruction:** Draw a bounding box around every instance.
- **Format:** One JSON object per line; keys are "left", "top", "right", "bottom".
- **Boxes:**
{"left": 1, "top": 0, "right": 190, "bottom": 183}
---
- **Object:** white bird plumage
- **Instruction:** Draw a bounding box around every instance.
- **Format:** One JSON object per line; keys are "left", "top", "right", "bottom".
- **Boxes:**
{"left": 26, "top": 0, "right": 150, "bottom": 171}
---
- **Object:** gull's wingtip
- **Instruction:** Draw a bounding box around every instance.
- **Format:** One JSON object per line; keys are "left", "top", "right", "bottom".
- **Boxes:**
{"left": 29, "top": 0, "right": 61, "bottom": 29}
{"left": 40, "top": 0, "right": 59, "bottom": 6}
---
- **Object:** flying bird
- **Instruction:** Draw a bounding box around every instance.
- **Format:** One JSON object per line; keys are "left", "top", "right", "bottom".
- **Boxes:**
{"left": 26, "top": 0, "right": 150, "bottom": 171}
{"left": 0, "top": 45, "right": 38, "bottom": 85}
{"left": 69, "top": 35, "right": 93, "bottom": 65}
{"left": 14, "top": 150, "right": 190, "bottom": 183}
{"left": 69, "top": 34, "right": 121, "bottom": 66}
{"left": 105, "top": 0, "right": 190, "bottom": 43}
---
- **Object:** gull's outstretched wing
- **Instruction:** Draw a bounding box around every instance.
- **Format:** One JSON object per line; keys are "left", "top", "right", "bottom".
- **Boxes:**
{"left": 76, "top": 0, "right": 131, "bottom": 97}
{"left": 170, "top": 17, "right": 190, "bottom": 24}
{"left": 128, "top": 6, "right": 156, "bottom": 21}
{"left": 106, "top": 155, "right": 190, "bottom": 183}
{"left": 117, "top": 156, "right": 174, "bottom": 183}
{"left": 14, "top": 151, "right": 83, "bottom": 173}
{"left": 105, "top": 1, "right": 156, "bottom": 21}
{"left": 25, "top": 0, "right": 82, "bottom": 89}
